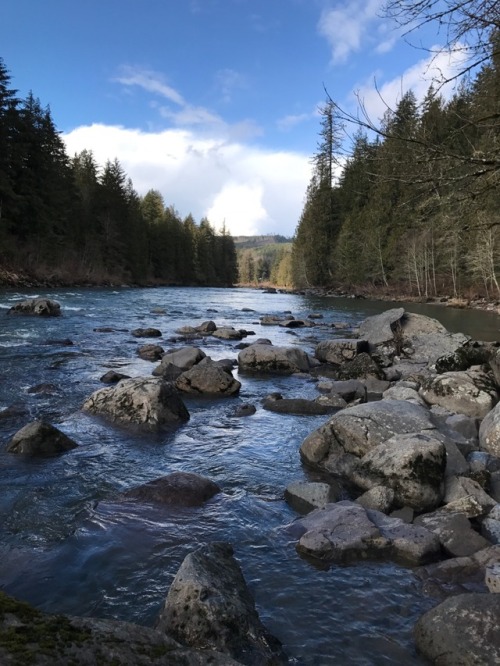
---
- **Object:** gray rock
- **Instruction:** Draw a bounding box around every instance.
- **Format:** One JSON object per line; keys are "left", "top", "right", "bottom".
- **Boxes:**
{"left": 100, "top": 370, "right": 130, "bottom": 384}
{"left": 420, "top": 369, "right": 497, "bottom": 419}
{"left": 415, "top": 510, "right": 491, "bottom": 557}
{"left": 212, "top": 327, "right": 244, "bottom": 340}
{"left": 121, "top": 472, "right": 220, "bottom": 507}
{"left": 82, "top": 378, "right": 189, "bottom": 430}
{"left": 414, "top": 593, "right": 500, "bottom": 666}
{"left": 358, "top": 308, "right": 404, "bottom": 345}
{"left": 321, "top": 379, "right": 367, "bottom": 402}
{"left": 175, "top": 364, "right": 241, "bottom": 396}
{"left": 285, "top": 481, "right": 341, "bottom": 513}
{"left": 263, "top": 396, "right": 334, "bottom": 415}
{"left": 482, "top": 518, "right": 500, "bottom": 544}
{"left": 196, "top": 320, "right": 217, "bottom": 333}
{"left": 7, "top": 420, "right": 78, "bottom": 456}
{"left": 479, "top": 401, "right": 500, "bottom": 457}
{"left": 7, "top": 298, "right": 61, "bottom": 316}
{"left": 417, "top": 545, "right": 500, "bottom": 594}
{"left": 153, "top": 347, "right": 206, "bottom": 376}
{"left": 444, "top": 476, "right": 496, "bottom": 514}
{"left": 314, "top": 339, "right": 369, "bottom": 365}
{"left": 350, "top": 432, "right": 446, "bottom": 512}
{"left": 315, "top": 393, "right": 348, "bottom": 409}
{"left": 305, "top": 399, "right": 436, "bottom": 461}
{"left": 485, "top": 563, "right": 500, "bottom": 593}
{"left": 238, "top": 344, "right": 313, "bottom": 374}
{"left": 291, "top": 501, "right": 439, "bottom": 565}
{"left": 137, "top": 344, "right": 165, "bottom": 361}
{"left": 156, "top": 542, "right": 286, "bottom": 665}
{"left": 401, "top": 311, "right": 469, "bottom": 366}
{"left": 446, "top": 413, "right": 479, "bottom": 442}
{"left": 356, "top": 486, "right": 395, "bottom": 513}
{"left": 131, "top": 327, "right": 162, "bottom": 338}
{"left": 382, "top": 385, "right": 426, "bottom": 405}
{"left": 233, "top": 403, "right": 256, "bottom": 417}
{"left": 337, "top": 353, "right": 384, "bottom": 380}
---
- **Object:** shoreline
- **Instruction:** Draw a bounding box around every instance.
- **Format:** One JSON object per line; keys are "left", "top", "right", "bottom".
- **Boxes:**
{"left": 2, "top": 267, "right": 500, "bottom": 316}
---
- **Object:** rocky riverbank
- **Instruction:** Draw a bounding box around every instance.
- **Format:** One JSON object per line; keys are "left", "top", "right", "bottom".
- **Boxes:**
{"left": 2, "top": 299, "right": 500, "bottom": 664}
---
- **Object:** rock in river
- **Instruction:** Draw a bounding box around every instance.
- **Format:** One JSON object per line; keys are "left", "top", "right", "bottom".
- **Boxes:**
{"left": 122, "top": 471, "right": 220, "bottom": 507}
{"left": 156, "top": 542, "right": 286, "bottom": 665}
{"left": 7, "top": 298, "right": 61, "bottom": 316}
{"left": 82, "top": 377, "right": 189, "bottom": 430}
{"left": 7, "top": 420, "right": 78, "bottom": 456}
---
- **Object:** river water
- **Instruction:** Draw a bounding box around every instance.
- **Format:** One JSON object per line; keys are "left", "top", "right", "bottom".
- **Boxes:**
{"left": 1, "top": 287, "right": 499, "bottom": 665}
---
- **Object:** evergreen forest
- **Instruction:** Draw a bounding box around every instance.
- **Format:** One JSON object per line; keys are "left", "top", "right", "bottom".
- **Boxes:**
{"left": 291, "top": 11, "right": 500, "bottom": 299}
{"left": 0, "top": 58, "right": 238, "bottom": 287}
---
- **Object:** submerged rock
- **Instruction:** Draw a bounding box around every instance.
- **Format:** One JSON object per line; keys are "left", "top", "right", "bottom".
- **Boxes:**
{"left": 7, "top": 420, "right": 78, "bottom": 456}
{"left": 122, "top": 472, "right": 220, "bottom": 507}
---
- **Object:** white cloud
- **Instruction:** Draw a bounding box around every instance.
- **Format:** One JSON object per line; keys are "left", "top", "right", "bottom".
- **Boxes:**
{"left": 62, "top": 124, "right": 311, "bottom": 238}
{"left": 114, "top": 66, "right": 185, "bottom": 106}
{"left": 277, "top": 111, "right": 314, "bottom": 131}
{"left": 353, "top": 44, "right": 469, "bottom": 122}
{"left": 318, "top": 0, "right": 387, "bottom": 63}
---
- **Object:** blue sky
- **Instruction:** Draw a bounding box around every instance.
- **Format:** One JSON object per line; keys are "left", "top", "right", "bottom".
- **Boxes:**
{"left": 2, "top": 0, "right": 463, "bottom": 237}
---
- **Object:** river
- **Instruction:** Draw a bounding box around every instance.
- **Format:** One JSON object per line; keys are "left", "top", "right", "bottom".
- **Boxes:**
{"left": 1, "top": 286, "right": 499, "bottom": 664}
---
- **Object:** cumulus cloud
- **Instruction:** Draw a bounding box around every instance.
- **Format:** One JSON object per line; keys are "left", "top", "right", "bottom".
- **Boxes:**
{"left": 318, "top": 0, "right": 388, "bottom": 63}
{"left": 353, "top": 44, "right": 470, "bottom": 122}
{"left": 62, "top": 124, "right": 311, "bottom": 238}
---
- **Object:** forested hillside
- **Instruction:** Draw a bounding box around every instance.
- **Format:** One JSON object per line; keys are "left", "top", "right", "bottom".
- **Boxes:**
{"left": 235, "top": 236, "right": 292, "bottom": 286}
{"left": 292, "top": 7, "right": 500, "bottom": 299}
{"left": 0, "top": 59, "right": 237, "bottom": 287}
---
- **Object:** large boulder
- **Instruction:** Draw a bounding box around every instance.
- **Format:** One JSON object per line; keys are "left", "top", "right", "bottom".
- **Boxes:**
{"left": 400, "top": 312, "right": 469, "bottom": 366}
{"left": 300, "top": 399, "right": 436, "bottom": 468}
{"left": 238, "top": 344, "right": 313, "bottom": 374}
{"left": 262, "top": 396, "right": 335, "bottom": 415}
{"left": 414, "top": 593, "right": 500, "bottom": 665}
{"left": 314, "top": 339, "right": 369, "bottom": 365}
{"left": 7, "top": 298, "right": 61, "bottom": 316}
{"left": 121, "top": 472, "right": 220, "bottom": 507}
{"left": 419, "top": 369, "right": 497, "bottom": 419}
{"left": 479, "top": 401, "right": 500, "bottom": 457}
{"left": 358, "top": 308, "right": 405, "bottom": 345}
{"left": 350, "top": 432, "right": 446, "bottom": 512}
{"left": 290, "top": 501, "right": 439, "bottom": 565}
{"left": 175, "top": 364, "right": 241, "bottom": 396}
{"left": 82, "top": 378, "right": 189, "bottom": 430}
{"left": 156, "top": 542, "right": 286, "bottom": 665}
{"left": 153, "top": 347, "right": 206, "bottom": 377}
{"left": 6, "top": 420, "right": 78, "bottom": 456}
{"left": 212, "top": 327, "right": 243, "bottom": 340}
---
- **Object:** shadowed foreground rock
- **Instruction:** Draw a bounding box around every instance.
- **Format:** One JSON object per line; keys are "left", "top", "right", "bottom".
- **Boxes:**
{"left": 0, "top": 590, "right": 240, "bottom": 665}
{"left": 414, "top": 593, "right": 500, "bottom": 665}
{"left": 122, "top": 472, "right": 221, "bottom": 507}
{"left": 6, "top": 420, "right": 78, "bottom": 456}
{"left": 156, "top": 542, "right": 287, "bottom": 665}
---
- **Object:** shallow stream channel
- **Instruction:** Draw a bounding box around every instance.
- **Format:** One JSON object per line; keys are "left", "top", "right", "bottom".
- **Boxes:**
{"left": 1, "top": 286, "right": 500, "bottom": 664}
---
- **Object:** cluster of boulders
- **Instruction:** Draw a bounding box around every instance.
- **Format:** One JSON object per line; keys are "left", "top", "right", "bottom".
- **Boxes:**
{"left": 5, "top": 299, "right": 500, "bottom": 663}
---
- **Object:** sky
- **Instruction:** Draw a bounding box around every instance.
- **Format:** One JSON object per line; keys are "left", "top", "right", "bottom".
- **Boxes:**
{"left": 2, "top": 0, "right": 465, "bottom": 237}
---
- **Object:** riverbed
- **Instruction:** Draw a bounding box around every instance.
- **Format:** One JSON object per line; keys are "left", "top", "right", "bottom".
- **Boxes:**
{"left": 1, "top": 287, "right": 499, "bottom": 664}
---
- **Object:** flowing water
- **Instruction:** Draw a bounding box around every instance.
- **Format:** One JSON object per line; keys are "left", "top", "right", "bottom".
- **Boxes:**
{"left": 1, "top": 287, "right": 499, "bottom": 664}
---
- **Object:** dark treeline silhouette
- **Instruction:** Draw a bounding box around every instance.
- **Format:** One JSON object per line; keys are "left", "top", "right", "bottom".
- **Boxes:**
{"left": 0, "top": 59, "right": 238, "bottom": 287}
{"left": 292, "top": 29, "right": 500, "bottom": 298}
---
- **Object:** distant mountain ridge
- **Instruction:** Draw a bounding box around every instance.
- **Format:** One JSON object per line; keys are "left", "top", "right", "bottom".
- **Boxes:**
{"left": 233, "top": 234, "right": 292, "bottom": 249}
